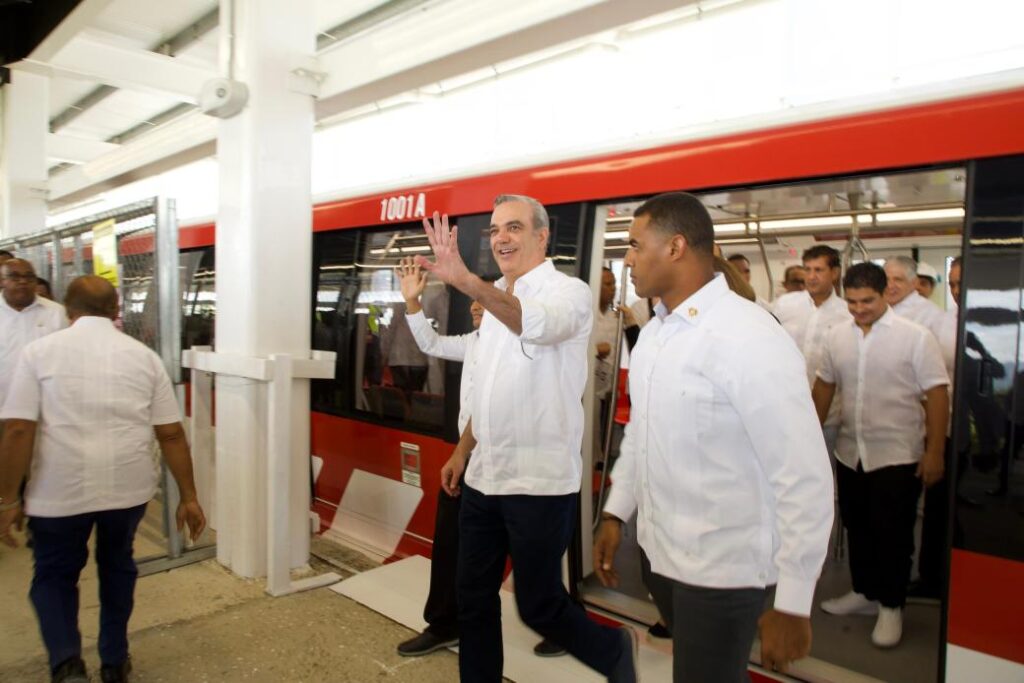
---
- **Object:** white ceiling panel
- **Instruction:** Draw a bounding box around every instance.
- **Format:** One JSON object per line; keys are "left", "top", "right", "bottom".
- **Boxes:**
{"left": 315, "top": 0, "right": 393, "bottom": 33}
{"left": 91, "top": 0, "right": 218, "bottom": 48}
{"left": 48, "top": 77, "right": 102, "bottom": 115}
{"left": 56, "top": 89, "right": 186, "bottom": 141}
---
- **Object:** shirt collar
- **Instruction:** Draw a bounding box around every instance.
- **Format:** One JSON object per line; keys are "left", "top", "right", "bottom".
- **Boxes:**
{"left": 655, "top": 272, "right": 731, "bottom": 326}
{"left": 497, "top": 259, "right": 555, "bottom": 296}
{"left": 851, "top": 306, "right": 895, "bottom": 331}
{"left": 71, "top": 316, "right": 116, "bottom": 330}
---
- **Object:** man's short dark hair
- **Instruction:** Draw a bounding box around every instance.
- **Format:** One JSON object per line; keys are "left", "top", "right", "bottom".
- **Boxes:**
{"left": 784, "top": 264, "right": 805, "bottom": 280}
{"left": 727, "top": 253, "right": 750, "bottom": 265}
{"left": 843, "top": 262, "right": 887, "bottom": 294}
{"left": 951, "top": 256, "right": 962, "bottom": 270}
{"left": 634, "top": 192, "right": 714, "bottom": 256}
{"left": 802, "top": 245, "right": 841, "bottom": 269}
{"left": 0, "top": 250, "right": 13, "bottom": 259}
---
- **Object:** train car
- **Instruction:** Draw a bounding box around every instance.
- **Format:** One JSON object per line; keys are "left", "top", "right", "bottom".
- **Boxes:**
{"left": 175, "top": 87, "right": 1024, "bottom": 683}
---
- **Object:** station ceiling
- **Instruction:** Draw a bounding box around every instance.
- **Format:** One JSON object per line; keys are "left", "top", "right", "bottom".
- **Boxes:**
{"left": 1, "top": 0, "right": 693, "bottom": 207}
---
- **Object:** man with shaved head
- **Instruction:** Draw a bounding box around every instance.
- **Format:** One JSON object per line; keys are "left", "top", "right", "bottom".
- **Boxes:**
{"left": 0, "top": 275, "right": 206, "bottom": 683}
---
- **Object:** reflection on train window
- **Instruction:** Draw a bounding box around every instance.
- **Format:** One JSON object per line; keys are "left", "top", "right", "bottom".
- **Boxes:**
{"left": 355, "top": 229, "right": 450, "bottom": 429}
{"left": 311, "top": 227, "right": 451, "bottom": 432}
{"left": 179, "top": 247, "right": 215, "bottom": 384}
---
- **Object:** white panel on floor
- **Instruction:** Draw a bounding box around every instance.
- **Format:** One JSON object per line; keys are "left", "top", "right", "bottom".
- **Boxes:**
{"left": 331, "top": 555, "right": 674, "bottom": 682}
{"left": 329, "top": 469, "right": 424, "bottom": 559}
{"left": 946, "top": 644, "right": 1024, "bottom": 683}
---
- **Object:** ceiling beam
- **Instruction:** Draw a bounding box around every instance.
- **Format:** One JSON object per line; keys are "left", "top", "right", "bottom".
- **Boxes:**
{"left": 47, "top": 133, "right": 119, "bottom": 164}
{"left": 15, "top": 32, "right": 215, "bottom": 103}
{"left": 26, "top": 0, "right": 117, "bottom": 63}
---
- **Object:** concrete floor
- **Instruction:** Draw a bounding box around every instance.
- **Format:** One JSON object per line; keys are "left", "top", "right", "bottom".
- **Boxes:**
{"left": 0, "top": 530, "right": 461, "bottom": 682}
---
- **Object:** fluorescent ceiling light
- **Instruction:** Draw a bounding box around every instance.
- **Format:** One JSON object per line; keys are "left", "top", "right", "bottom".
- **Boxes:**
{"left": 714, "top": 221, "right": 750, "bottom": 233}
{"left": 875, "top": 208, "right": 965, "bottom": 223}
{"left": 369, "top": 245, "right": 431, "bottom": 255}
{"left": 759, "top": 216, "right": 853, "bottom": 231}
{"left": 604, "top": 230, "right": 630, "bottom": 240}
{"left": 717, "top": 238, "right": 760, "bottom": 245}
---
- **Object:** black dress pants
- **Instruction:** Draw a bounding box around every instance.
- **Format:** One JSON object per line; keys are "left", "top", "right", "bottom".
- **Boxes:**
{"left": 422, "top": 486, "right": 460, "bottom": 638}
{"left": 837, "top": 461, "right": 920, "bottom": 608}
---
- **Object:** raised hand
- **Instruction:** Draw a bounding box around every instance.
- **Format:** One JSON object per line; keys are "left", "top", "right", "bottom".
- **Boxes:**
{"left": 395, "top": 257, "right": 428, "bottom": 311}
{"left": 416, "top": 212, "right": 471, "bottom": 288}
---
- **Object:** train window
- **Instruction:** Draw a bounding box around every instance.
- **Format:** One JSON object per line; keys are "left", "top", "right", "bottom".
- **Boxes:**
{"left": 312, "top": 227, "right": 452, "bottom": 433}
{"left": 470, "top": 202, "right": 586, "bottom": 278}
{"left": 181, "top": 247, "right": 215, "bottom": 350}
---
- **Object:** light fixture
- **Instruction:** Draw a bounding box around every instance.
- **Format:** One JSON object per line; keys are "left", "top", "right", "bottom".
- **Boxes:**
{"left": 875, "top": 208, "right": 965, "bottom": 223}
{"left": 759, "top": 216, "right": 854, "bottom": 231}
{"left": 604, "top": 230, "right": 630, "bottom": 240}
{"left": 369, "top": 245, "right": 431, "bottom": 255}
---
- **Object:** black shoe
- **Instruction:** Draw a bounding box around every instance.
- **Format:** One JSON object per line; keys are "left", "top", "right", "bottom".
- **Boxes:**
{"left": 101, "top": 656, "right": 132, "bottom": 683}
{"left": 533, "top": 639, "right": 568, "bottom": 657}
{"left": 608, "top": 627, "right": 640, "bottom": 683}
{"left": 647, "top": 622, "right": 671, "bottom": 639}
{"left": 397, "top": 631, "right": 458, "bottom": 657}
{"left": 51, "top": 657, "right": 88, "bottom": 683}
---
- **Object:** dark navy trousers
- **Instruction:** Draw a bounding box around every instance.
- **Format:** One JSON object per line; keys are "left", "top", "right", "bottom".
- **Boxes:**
{"left": 28, "top": 503, "right": 147, "bottom": 672}
{"left": 456, "top": 485, "right": 623, "bottom": 682}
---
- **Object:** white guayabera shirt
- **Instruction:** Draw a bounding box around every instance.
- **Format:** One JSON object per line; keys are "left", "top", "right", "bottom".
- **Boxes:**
{"left": 406, "top": 310, "right": 479, "bottom": 434}
{"left": 0, "top": 295, "right": 67, "bottom": 407}
{"left": 466, "top": 260, "right": 593, "bottom": 497}
{"left": 605, "top": 274, "right": 834, "bottom": 617}
{"left": 1, "top": 317, "right": 181, "bottom": 517}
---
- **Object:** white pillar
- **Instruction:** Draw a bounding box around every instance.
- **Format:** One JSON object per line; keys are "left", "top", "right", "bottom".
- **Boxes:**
{"left": 214, "top": 0, "right": 315, "bottom": 578}
{"left": 0, "top": 72, "right": 49, "bottom": 239}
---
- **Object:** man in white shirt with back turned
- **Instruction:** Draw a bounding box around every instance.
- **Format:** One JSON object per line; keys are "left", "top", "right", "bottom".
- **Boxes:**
{"left": 813, "top": 262, "right": 949, "bottom": 649}
{"left": 594, "top": 192, "right": 834, "bottom": 682}
{"left": 772, "top": 245, "right": 852, "bottom": 456}
{"left": 417, "top": 196, "right": 639, "bottom": 682}
{"left": 0, "top": 275, "right": 206, "bottom": 683}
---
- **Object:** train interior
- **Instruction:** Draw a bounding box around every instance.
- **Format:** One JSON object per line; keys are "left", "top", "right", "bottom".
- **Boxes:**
{"left": 579, "top": 167, "right": 967, "bottom": 683}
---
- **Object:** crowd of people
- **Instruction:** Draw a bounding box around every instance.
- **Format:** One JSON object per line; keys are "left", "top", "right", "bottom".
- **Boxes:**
{"left": 0, "top": 192, "right": 962, "bottom": 683}
{"left": 391, "top": 193, "right": 961, "bottom": 682}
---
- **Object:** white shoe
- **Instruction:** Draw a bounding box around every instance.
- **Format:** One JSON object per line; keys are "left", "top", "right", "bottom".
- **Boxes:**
{"left": 872, "top": 607, "right": 903, "bottom": 648}
{"left": 820, "top": 591, "right": 879, "bottom": 616}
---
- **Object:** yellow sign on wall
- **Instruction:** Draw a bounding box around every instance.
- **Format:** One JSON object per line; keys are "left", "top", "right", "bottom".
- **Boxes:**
{"left": 92, "top": 219, "right": 119, "bottom": 286}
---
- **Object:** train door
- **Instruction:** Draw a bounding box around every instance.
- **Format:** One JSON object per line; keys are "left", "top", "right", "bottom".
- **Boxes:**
{"left": 944, "top": 154, "right": 1024, "bottom": 681}
{"left": 577, "top": 168, "right": 968, "bottom": 683}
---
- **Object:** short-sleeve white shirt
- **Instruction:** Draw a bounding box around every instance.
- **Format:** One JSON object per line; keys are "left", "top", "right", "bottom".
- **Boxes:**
{"left": 817, "top": 309, "right": 949, "bottom": 472}
{"left": 892, "top": 291, "right": 945, "bottom": 341}
{"left": 406, "top": 310, "right": 478, "bottom": 434}
{"left": 772, "top": 290, "right": 852, "bottom": 426}
{"left": 1, "top": 316, "right": 181, "bottom": 517}
{"left": 466, "top": 260, "right": 592, "bottom": 496}
{"left": 0, "top": 295, "right": 67, "bottom": 407}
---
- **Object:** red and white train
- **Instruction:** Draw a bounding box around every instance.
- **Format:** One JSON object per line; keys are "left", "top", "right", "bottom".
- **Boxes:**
{"left": 173, "top": 87, "right": 1024, "bottom": 682}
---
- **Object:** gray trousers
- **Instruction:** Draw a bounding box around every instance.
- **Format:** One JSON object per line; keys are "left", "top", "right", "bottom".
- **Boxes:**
{"left": 642, "top": 552, "right": 767, "bottom": 683}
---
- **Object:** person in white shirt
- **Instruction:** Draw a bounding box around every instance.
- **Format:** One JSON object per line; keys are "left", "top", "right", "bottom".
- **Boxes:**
{"left": 416, "top": 196, "right": 639, "bottom": 682}
{"left": 0, "top": 259, "right": 67, "bottom": 413}
{"left": 594, "top": 192, "right": 834, "bottom": 681}
{"left": 0, "top": 275, "right": 206, "bottom": 683}
{"left": 813, "top": 262, "right": 949, "bottom": 648}
{"left": 772, "top": 246, "right": 852, "bottom": 455}
{"left": 884, "top": 256, "right": 945, "bottom": 340}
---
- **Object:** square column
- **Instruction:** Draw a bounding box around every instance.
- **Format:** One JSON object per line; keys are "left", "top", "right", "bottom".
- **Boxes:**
{"left": 1, "top": 72, "right": 49, "bottom": 239}
{"left": 214, "top": 0, "right": 316, "bottom": 578}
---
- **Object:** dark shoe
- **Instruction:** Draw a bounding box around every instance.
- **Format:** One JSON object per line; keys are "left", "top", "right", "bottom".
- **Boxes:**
{"left": 647, "top": 622, "right": 671, "bottom": 639}
{"left": 533, "top": 638, "right": 567, "bottom": 657}
{"left": 101, "top": 657, "right": 132, "bottom": 683}
{"left": 51, "top": 657, "right": 88, "bottom": 683}
{"left": 397, "top": 630, "right": 458, "bottom": 656}
{"left": 608, "top": 627, "right": 640, "bottom": 683}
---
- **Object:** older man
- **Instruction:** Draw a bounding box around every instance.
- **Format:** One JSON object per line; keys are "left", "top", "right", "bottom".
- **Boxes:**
{"left": 417, "top": 196, "right": 638, "bottom": 682}
{"left": 0, "top": 276, "right": 206, "bottom": 683}
{"left": 884, "top": 256, "right": 944, "bottom": 340}
{"left": 595, "top": 192, "right": 834, "bottom": 681}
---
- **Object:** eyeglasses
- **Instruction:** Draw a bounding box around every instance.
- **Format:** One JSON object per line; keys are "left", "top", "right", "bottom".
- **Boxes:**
{"left": 2, "top": 273, "right": 36, "bottom": 283}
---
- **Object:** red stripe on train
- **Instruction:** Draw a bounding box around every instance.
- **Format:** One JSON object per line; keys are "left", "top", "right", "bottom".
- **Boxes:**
{"left": 947, "top": 549, "right": 1024, "bottom": 666}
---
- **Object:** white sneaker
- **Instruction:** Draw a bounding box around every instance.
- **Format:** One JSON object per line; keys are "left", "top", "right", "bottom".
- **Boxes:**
{"left": 872, "top": 607, "right": 903, "bottom": 648}
{"left": 820, "top": 591, "right": 879, "bottom": 616}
